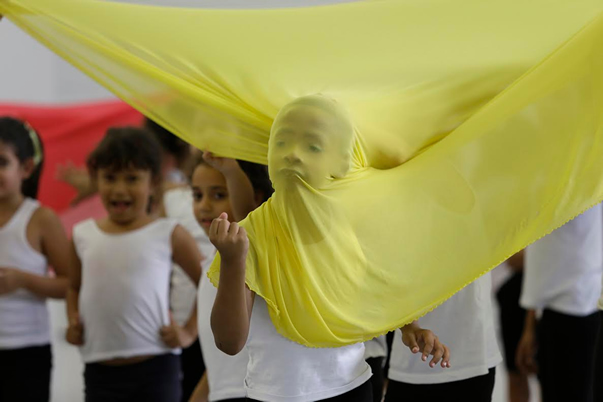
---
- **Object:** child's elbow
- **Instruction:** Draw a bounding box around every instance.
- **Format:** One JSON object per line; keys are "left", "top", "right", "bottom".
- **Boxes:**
{"left": 215, "top": 339, "right": 245, "bottom": 356}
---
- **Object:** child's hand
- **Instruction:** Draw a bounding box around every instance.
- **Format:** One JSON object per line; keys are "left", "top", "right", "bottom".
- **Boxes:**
{"left": 0, "top": 267, "right": 26, "bottom": 295}
{"left": 66, "top": 313, "right": 85, "bottom": 346}
{"left": 209, "top": 212, "right": 249, "bottom": 265}
{"left": 160, "top": 313, "right": 196, "bottom": 349}
{"left": 202, "top": 151, "right": 241, "bottom": 175}
{"left": 401, "top": 322, "right": 451, "bottom": 368}
{"left": 516, "top": 326, "right": 538, "bottom": 374}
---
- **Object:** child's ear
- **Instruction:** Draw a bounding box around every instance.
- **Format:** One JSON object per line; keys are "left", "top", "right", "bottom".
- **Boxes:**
{"left": 20, "top": 158, "right": 36, "bottom": 180}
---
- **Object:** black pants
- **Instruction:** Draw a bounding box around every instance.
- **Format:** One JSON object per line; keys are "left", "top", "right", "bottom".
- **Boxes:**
{"left": 180, "top": 338, "right": 205, "bottom": 402}
{"left": 247, "top": 379, "right": 373, "bottom": 402}
{"left": 537, "top": 309, "right": 599, "bottom": 402}
{"left": 0, "top": 344, "right": 52, "bottom": 402}
{"left": 367, "top": 356, "right": 384, "bottom": 402}
{"left": 496, "top": 271, "right": 526, "bottom": 373}
{"left": 595, "top": 311, "right": 603, "bottom": 402}
{"left": 85, "top": 354, "right": 181, "bottom": 402}
{"left": 384, "top": 368, "right": 496, "bottom": 402}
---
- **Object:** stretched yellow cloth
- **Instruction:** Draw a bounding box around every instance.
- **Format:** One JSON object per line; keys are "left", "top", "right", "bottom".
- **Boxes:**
{"left": 3, "top": 0, "right": 603, "bottom": 346}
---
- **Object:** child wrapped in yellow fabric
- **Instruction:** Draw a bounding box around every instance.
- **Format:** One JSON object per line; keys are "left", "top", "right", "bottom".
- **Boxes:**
{"left": 2, "top": 0, "right": 603, "bottom": 350}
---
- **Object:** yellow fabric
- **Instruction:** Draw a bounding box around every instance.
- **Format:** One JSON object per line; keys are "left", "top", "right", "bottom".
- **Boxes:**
{"left": 3, "top": 0, "right": 603, "bottom": 346}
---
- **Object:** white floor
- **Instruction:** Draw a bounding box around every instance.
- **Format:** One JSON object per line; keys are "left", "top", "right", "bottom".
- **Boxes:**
{"left": 48, "top": 265, "right": 540, "bottom": 402}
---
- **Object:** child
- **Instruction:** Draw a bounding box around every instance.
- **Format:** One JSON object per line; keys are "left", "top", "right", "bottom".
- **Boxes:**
{"left": 385, "top": 273, "right": 502, "bottom": 402}
{"left": 65, "top": 127, "right": 203, "bottom": 402}
{"left": 190, "top": 151, "right": 273, "bottom": 402}
{"left": 209, "top": 95, "right": 450, "bottom": 402}
{"left": 516, "top": 205, "right": 602, "bottom": 402}
{"left": 0, "top": 117, "right": 71, "bottom": 402}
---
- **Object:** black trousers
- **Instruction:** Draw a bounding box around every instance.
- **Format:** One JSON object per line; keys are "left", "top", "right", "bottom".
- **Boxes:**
{"left": 595, "top": 311, "right": 603, "bottom": 402}
{"left": 496, "top": 271, "right": 526, "bottom": 372}
{"left": 384, "top": 368, "right": 496, "bottom": 402}
{"left": 85, "top": 354, "right": 181, "bottom": 402}
{"left": 367, "top": 356, "right": 384, "bottom": 402}
{"left": 0, "top": 344, "right": 52, "bottom": 402}
{"left": 537, "top": 309, "right": 599, "bottom": 402}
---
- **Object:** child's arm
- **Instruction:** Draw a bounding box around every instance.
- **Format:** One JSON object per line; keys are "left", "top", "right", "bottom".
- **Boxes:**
{"left": 0, "top": 208, "right": 69, "bottom": 299}
{"left": 189, "top": 372, "right": 209, "bottom": 402}
{"left": 160, "top": 224, "right": 203, "bottom": 348}
{"left": 203, "top": 151, "right": 256, "bottom": 221}
{"left": 66, "top": 240, "right": 84, "bottom": 346}
{"left": 400, "top": 320, "right": 451, "bottom": 368}
{"left": 516, "top": 309, "right": 538, "bottom": 374}
{"left": 210, "top": 212, "right": 254, "bottom": 356}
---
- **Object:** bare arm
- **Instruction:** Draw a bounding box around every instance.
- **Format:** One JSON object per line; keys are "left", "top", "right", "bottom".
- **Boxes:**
{"left": 27, "top": 208, "right": 70, "bottom": 298}
{"left": 0, "top": 208, "right": 69, "bottom": 299}
{"left": 507, "top": 249, "right": 525, "bottom": 271}
{"left": 161, "top": 225, "right": 203, "bottom": 347}
{"left": 189, "top": 372, "right": 209, "bottom": 402}
{"left": 203, "top": 152, "right": 255, "bottom": 221}
{"left": 65, "top": 240, "right": 84, "bottom": 345}
{"left": 209, "top": 213, "right": 254, "bottom": 355}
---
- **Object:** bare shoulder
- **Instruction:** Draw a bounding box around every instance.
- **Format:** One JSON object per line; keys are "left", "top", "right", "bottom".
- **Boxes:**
{"left": 30, "top": 206, "right": 62, "bottom": 231}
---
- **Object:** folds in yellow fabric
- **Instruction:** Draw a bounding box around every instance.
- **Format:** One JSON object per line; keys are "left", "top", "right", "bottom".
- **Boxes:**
{"left": 2, "top": 0, "right": 603, "bottom": 346}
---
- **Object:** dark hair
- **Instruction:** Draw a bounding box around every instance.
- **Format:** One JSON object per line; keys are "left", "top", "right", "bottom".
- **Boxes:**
{"left": 87, "top": 127, "right": 163, "bottom": 180}
{"left": 193, "top": 153, "right": 273, "bottom": 203}
{"left": 143, "top": 118, "right": 190, "bottom": 162}
{"left": 239, "top": 161, "right": 273, "bottom": 203}
{"left": 0, "top": 117, "right": 45, "bottom": 199}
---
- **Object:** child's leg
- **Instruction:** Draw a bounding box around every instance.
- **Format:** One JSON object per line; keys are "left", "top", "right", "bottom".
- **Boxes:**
{"left": 366, "top": 357, "right": 385, "bottom": 402}
{"left": 0, "top": 345, "right": 52, "bottom": 402}
{"left": 538, "top": 309, "right": 599, "bottom": 402}
{"left": 180, "top": 338, "right": 205, "bottom": 402}
{"left": 384, "top": 368, "right": 496, "bottom": 402}
{"left": 322, "top": 380, "right": 373, "bottom": 402}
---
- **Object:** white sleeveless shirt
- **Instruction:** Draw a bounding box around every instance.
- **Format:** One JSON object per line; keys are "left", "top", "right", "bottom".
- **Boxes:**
{"left": 388, "top": 274, "right": 501, "bottom": 384}
{"left": 198, "top": 253, "right": 249, "bottom": 401}
{"left": 74, "top": 218, "right": 179, "bottom": 363}
{"left": 0, "top": 199, "right": 49, "bottom": 349}
{"left": 245, "top": 297, "right": 372, "bottom": 402}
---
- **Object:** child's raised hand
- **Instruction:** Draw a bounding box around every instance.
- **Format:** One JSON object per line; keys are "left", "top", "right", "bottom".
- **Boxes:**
{"left": 209, "top": 212, "right": 249, "bottom": 264}
{"left": 160, "top": 312, "right": 195, "bottom": 349}
{"left": 0, "top": 267, "right": 26, "bottom": 295}
{"left": 66, "top": 313, "right": 85, "bottom": 346}
{"left": 202, "top": 151, "right": 240, "bottom": 175}
{"left": 401, "top": 322, "right": 451, "bottom": 368}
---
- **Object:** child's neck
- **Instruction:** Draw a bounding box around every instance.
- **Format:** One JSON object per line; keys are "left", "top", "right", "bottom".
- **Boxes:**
{"left": 97, "top": 213, "right": 156, "bottom": 234}
{"left": 0, "top": 192, "right": 25, "bottom": 228}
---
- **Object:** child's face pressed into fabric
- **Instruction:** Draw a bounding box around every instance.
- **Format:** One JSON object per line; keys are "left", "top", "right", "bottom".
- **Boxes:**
{"left": 97, "top": 167, "right": 154, "bottom": 225}
{"left": 191, "top": 164, "right": 234, "bottom": 235}
{"left": 269, "top": 104, "right": 351, "bottom": 190}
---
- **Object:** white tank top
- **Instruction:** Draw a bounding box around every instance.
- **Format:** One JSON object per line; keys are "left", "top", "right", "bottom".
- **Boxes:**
{"left": 163, "top": 187, "right": 214, "bottom": 325}
{"left": 0, "top": 199, "right": 49, "bottom": 349}
{"left": 388, "top": 274, "right": 502, "bottom": 384}
{"left": 74, "top": 218, "right": 179, "bottom": 363}
{"left": 198, "top": 253, "right": 249, "bottom": 401}
{"left": 245, "top": 297, "right": 372, "bottom": 402}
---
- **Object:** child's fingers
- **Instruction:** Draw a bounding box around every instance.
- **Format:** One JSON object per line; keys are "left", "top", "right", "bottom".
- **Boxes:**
{"left": 441, "top": 345, "right": 451, "bottom": 368}
{"left": 429, "top": 342, "right": 444, "bottom": 368}
{"left": 228, "top": 222, "right": 240, "bottom": 236}
{"left": 403, "top": 332, "right": 420, "bottom": 354}
{"left": 420, "top": 333, "right": 435, "bottom": 361}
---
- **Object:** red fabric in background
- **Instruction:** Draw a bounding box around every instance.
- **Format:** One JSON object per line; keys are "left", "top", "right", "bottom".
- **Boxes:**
{"left": 0, "top": 101, "right": 142, "bottom": 212}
